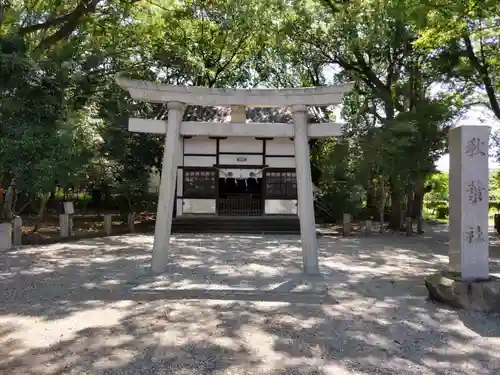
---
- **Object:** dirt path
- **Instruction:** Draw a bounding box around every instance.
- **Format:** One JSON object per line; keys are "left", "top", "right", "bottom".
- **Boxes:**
{"left": 1, "top": 230, "right": 499, "bottom": 374}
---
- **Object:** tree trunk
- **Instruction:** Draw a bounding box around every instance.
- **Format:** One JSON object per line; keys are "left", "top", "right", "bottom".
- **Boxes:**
{"left": 32, "top": 193, "right": 50, "bottom": 233}
{"left": 389, "top": 190, "right": 403, "bottom": 230}
{"left": 379, "top": 185, "right": 386, "bottom": 233}
{"left": 401, "top": 204, "right": 408, "bottom": 232}
{"left": 366, "top": 184, "right": 377, "bottom": 219}
{"left": 47, "top": 189, "right": 56, "bottom": 210}
{"left": 17, "top": 198, "right": 33, "bottom": 215}
{"left": 412, "top": 178, "right": 425, "bottom": 233}
{"left": 2, "top": 181, "right": 15, "bottom": 222}
{"left": 403, "top": 185, "right": 413, "bottom": 232}
{"left": 0, "top": 180, "right": 3, "bottom": 211}
{"left": 406, "top": 184, "right": 414, "bottom": 219}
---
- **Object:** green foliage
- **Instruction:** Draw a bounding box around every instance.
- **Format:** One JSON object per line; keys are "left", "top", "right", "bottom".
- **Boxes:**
{"left": 0, "top": 39, "right": 98, "bottom": 195}
{"left": 424, "top": 171, "right": 500, "bottom": 221}
{"left": 282, "top": 0, "right": 466, "bottom": 227}
{"left": 0, "top": 0, "right": 496, "bottom": 225}
{"left": 313, "top": 138, "right": 365, "bottom": 220}
{"left": 152, "top": 0, "right": 280, "bottom": 88}
{"left": 423, "top": 172, "right": 449, "bottom": 219}
{"left": 410, "top": 0, "right": 500, "bottom": 120}
{"left": 489, "top": 170, "right": 500, "bottom": 200}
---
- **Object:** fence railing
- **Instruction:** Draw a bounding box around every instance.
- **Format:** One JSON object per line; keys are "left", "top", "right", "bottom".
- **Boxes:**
{"left": 218, "top": 195, "right": 262, "bottom": 216}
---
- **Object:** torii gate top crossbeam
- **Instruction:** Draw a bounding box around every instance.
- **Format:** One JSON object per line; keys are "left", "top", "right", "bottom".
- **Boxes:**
{"left": 116, "top": 75, "right": 353, "bottom": 107}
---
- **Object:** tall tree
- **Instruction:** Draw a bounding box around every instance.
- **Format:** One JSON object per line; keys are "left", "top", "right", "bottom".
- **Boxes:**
{"left": 412, "top": 0, "right": 500, "bottom": 120}
{"left": 0, "top": 37, "right": 100, "bottom": 224}
{"left": 281, "top": 0, "right": 463, "bottom": 229}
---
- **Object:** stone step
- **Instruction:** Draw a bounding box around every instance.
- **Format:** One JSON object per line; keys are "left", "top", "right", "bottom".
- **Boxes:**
{"left": 171, "top": 216, "right": 301, "bottom": 234}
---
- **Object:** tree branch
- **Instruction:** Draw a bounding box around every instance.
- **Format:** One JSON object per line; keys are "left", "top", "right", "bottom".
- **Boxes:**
{"left": 31, "top": 0, "right": 101, "bottom": 55}
{"left": 0, "top": 0, "right": 11, "bottom": 28}
{"left": 18, "top": 10, "right": 76, "bottom": 35}
{"left": 320, "top": 0, "right": 348, "bottom": 14}
{"left": 351, "top": 49, "right": 404, "bottom": 115}
{"left": 463, "top": 35, "right": 500, "bottom": 120}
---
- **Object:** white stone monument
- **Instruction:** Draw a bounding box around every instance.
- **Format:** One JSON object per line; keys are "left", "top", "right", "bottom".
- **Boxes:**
{"left": 449, "top": 125, "right": 490, "bottom": 281}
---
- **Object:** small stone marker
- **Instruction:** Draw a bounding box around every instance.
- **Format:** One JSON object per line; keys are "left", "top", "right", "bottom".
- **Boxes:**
{"left": 63, "top": 201, "right": 75, "bottom": 215}
{"left": 59, "top": 214, "right": 70, "bottom": 238}
{"left": 104, "top": 214, "right": 112, "bottom": 236}
{"left": 405, "top": 217, "right": 412, "bottom": 236}
{"left": 60, "top": 202, "right": 75, "bottom": 238}
{"left": 449, "top": 125, "right": 490, "bottom": 281}
{"left": 128, "top": 212, "right": 135, "bottom": 233}
{"left": 0, "top": 222, "right": 12, "bottom": 251}
{"left": 364, "top": 219, "right": 372, "bottom": 235}
{"left": 12, "top": 216, "right": 22, "bottom": 246}
{"left": 343, "top": 213, "right": 351, "bottom": 236}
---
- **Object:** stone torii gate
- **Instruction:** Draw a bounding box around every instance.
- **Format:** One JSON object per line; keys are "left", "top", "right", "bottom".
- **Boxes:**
{"left": 116, "top": 75, "right": 353, "bottom": 274}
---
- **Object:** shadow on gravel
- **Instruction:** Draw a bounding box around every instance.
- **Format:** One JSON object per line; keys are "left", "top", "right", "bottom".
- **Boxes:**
{"left": 0, "top": 231, "right": 499, "bottom": 374}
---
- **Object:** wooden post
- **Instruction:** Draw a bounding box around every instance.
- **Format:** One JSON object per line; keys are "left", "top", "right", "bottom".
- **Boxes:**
{"left": 104, "top": 214, "right": 112, "bottom": 236}
{"left": 128, "top": 212, "right": 135, "bottom": 233}
{"left": 405, "top": 217, "right": 412, "bottom": 236}
{"left": 364, "top": 219, "right": 372, "bottom": 236}
{"left": 343, "top": 213, "right": 351, "bottom": 236}
{"left": 59, "top": 214, "right": 69, "bottom": 238}
{"left": 12, "top": 216, "right": 22, "bottom": 246}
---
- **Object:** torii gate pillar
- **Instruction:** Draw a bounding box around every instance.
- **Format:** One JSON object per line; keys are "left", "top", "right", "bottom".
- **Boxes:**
{"left": 151, "top": 102, "right": 185, "bottom": 273}
{"left": 292, "top": 105, "right": 319, "bottom": 274}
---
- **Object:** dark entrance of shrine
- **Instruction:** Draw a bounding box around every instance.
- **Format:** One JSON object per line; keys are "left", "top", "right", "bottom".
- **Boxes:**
{"left": 218, "top": 177, "right": 263, "bottom": 216}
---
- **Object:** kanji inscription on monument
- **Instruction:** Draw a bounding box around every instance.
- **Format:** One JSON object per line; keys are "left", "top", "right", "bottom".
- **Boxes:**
{"left": 466, "top": 180, "right": 487, "bottom": 205}
{"left": 449, "top": 125, "right": 490, "bottom": 281}
{"left": 463, "top": 225, "right": 486, "bottom": 244}
{"left": 464, "top": 137, "right": 486, "bottom": 157}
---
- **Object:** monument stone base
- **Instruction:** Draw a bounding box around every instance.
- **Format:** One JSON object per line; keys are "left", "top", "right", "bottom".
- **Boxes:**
{"left": 425, "top": 271, "right": 500, "bottom": 313}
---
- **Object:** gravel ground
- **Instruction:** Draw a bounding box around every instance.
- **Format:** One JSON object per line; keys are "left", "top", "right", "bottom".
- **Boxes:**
{"left": 1, "top": 227, "right": 500, "bottom": 375}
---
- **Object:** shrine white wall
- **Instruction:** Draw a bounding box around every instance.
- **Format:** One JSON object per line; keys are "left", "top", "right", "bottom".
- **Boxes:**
{"left": 263, "top": 136, "right": 296, "bottom": 216}
{"left": 266, "top": 138, "right": 294, "bottom": 155}
{"left": 184, "top": 136, "right": 217, "bottom": 154}
{"left": 183, "top": 199, "right": 216, "bottom": 214}
{"left": 266, "top": 157, "right": 295, "bottom": 168}
{"left": 175, "top": 136, "right": 298, "bottom": 216}
{"left": 180, "top": 136, "right": 296, "bottom": 167}
{"left": 219, "top": 137, "right": 261, "bottom": 153}
{"left": 219, "top": 154, "right": 262, "bottom": 166}
{"left": 184, "top": 156, "right": 216, "bottom": 167}
{"left": 265, "top": 200, "right": 298, "bottom": 215}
